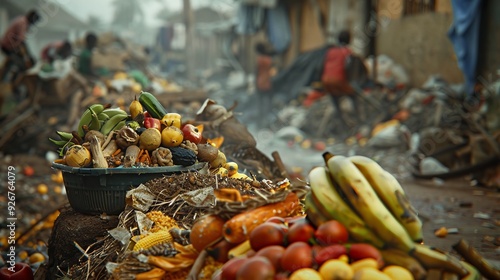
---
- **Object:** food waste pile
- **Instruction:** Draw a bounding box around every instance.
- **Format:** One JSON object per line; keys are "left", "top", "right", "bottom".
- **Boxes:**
{"left": 1, "top": 91, "right": 498, "bottom": 280}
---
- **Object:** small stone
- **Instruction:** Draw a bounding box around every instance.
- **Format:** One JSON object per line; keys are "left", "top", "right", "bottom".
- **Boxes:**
{"left": 432, "top": 204, "right": 445, "bottom": 212}
{"left": 482, "top": 235, "right": 495, "bottom": 243}
{"left": 432, "top": 178, "right": 445, "bottom": 185}
{"left": 494, "top": 236, "right": 500, "bottom": 246}
{"left": 481, "top": 222, "right": 496, "bottom": 229}
{"left": 433, "top": 219, "right": 446, "bottom": 224}
{"left": 473, "top": 190, "right": 485, "bottom": 196}
{"left": 447, "top": 228, "right": 459, "bottom": 234}
{"left": 473, "top": 212, "right": 491, "bottom": 219}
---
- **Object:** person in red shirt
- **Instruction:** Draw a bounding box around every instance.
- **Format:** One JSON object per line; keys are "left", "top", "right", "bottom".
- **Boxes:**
{"left": 321, "top": 30, "right": 360, "bottom": 131}
{"left": 0, "top": 10, "right": 40, "bottom": 83}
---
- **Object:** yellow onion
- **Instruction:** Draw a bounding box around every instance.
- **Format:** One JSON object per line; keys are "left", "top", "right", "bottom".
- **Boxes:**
{"left": 64, "top": 145, "right": 92, "bottom": 167}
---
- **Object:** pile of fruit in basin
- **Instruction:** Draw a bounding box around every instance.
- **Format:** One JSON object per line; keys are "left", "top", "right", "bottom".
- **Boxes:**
{"left": 50, "top": 92, "right": 242, "bottom": 177}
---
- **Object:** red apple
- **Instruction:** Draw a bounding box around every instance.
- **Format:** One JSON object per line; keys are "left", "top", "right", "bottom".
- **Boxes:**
{"left": 314, "top": 220, "right": 349, "bottom": 245}
{"left": 249, "top": 223, "right": 287, "bottom": 251}
{"left": 285, "top": 219, "right": 316, "bottom": 245}
{"left": 280, "top": 242, "right": 313, "bottom": 272}
{"left": 220, "top": 256, "right": 248, "bottom": 280}
{"left": 255, "top": 245, "right": 286, "bottom": 271}
{"left": 236, "top": 256, "right": 275, "bottom": 280}
{"left": 181, "top": 124, "right": 202, "bottom": 144}
{"left": 0, "top": 263, "right": 34, "bottom": 280}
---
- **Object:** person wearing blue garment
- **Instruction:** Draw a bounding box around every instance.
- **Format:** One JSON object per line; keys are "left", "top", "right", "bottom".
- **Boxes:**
{"left": 448, "top": 0, "right": 482, "bottom": 109}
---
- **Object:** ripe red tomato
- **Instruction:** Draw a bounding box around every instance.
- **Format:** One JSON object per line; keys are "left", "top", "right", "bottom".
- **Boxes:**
{"left": 0, "top": 263, "right": 34, "bottom": 280}
{"left": 348, "top": 243, "right": 384, "bottom": 268}
{"left": 220, "top": 256, "right": 247, "bottom": 280}
{"left": 236, "top": 256, "right": 275, "bottom": 280}
{"left": 220, "top": 257, "right": 248, "bottom": 280}
{"left": 280, "top": 242, "right": 313, "bottom": 272}
{"left": 286, "top": 219, "right": 316, "bottom": 245}
{"left": 255, "top": 245, "right": 286, "bottom": 271}
{"left": 249, "top": 222, "right": 286, "bottom": 251}
{"left": 314, "top": 220, "right": 349, "bottom": 245}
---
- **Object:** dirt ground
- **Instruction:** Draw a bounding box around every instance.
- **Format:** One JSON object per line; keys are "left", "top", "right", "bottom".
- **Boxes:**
{"left": 402, "top": 178, "right": 500, "bottom": 263}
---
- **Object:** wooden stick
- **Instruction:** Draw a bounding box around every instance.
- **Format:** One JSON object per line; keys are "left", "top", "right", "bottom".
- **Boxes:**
{"left": 90, "top": 135, "right": 108, "bottom": 168}
{"left": 452, "top": 239, "right": 500, "bottom": 280}
{"left": 102, "top": 140, "right": 118, "bottom": 157}
{"left": 101, "top": 131, "right": 115, "bottom": 151}
{"left": 186, "top": 249, "right": 207, "bottom": 280}
{"left": 66, "top": 89, "right": 83, "bottom": 129}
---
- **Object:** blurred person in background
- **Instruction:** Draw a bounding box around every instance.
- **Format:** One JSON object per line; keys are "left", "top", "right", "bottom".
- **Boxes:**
{"left": 77, "top": 32, "right": 98, "bottom": 78}
{"left": 40, "top": 40, "right": 73, "bottom": 66}
{"left": 0, "top": 9, "right": 40, "bottom": 111}
{"left": 39, "top": 40, "right": 73, "bottom": 77}
{"left": 0, "top": 9, "right": 40, "bottom": 81}
{"left": 36, "top": 40, "right": 75, "bottom": 103}
{"left": 255, "top": 42, "right": 277, "bottom": 127}
{"left": 321, "top": 30, "right": 360, "bottom": 131}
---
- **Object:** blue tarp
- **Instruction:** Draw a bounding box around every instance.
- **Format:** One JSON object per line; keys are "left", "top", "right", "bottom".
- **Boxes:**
{"left": 266, "top": 1, "right": 291, "bottom": 53}
{"left": 235, "top": 0, "right": 291, "bottom": 53}
{"left": 448, "top": 0, "right": 482, "bottom": 97}
{"left": 235, "top": 4, "right": 266, "bottom": 35}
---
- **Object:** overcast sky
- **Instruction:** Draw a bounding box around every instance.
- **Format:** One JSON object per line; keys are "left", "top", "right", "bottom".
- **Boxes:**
{"left": 56, "top": 0, "right": 234, "bottom": 27}
{"left": 56, "top": 0, "right": 178, "bottom": 26}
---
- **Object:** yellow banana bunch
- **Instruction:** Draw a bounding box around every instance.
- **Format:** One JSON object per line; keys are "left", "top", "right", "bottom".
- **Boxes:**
{"left": 303, "top": 192, "right": 329, "bottom": 226}
{"left": 325, "top": 154, "right": 416, "bottom": 252}
{"left": 307, "top": 166, "right": 385, "bottom": 248}
{"left": 305, "top": 152, "right": 473, "bottom": 279}
{"left": 348, "top": 155, "right": 423, "bottom": 242}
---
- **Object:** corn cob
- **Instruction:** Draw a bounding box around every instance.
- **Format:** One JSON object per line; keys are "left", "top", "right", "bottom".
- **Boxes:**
{"left": 133, "top": 230, "right": 173, "bottom": 252}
